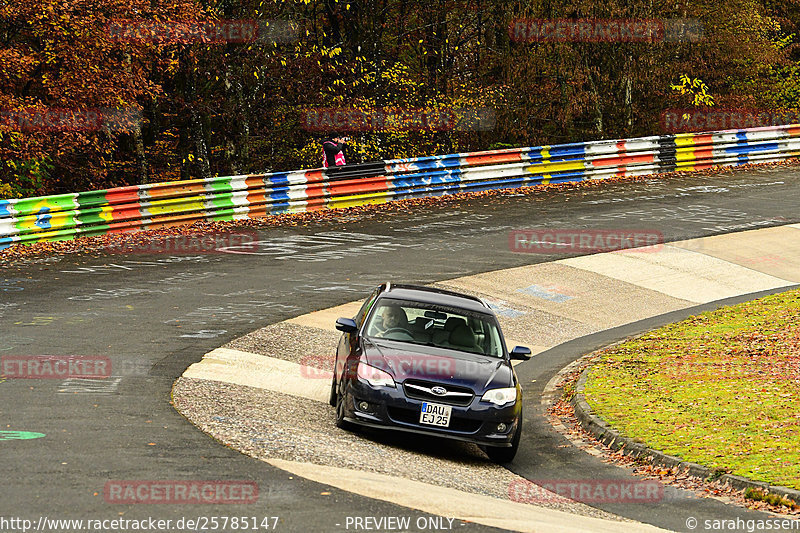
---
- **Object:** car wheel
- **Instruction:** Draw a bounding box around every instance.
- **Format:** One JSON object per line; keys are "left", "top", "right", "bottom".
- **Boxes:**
{"left": 335, "top": 387, "right": 355, "bottom": 431}
{"left": 329, "top": 372, "right": 337, "bottom": 407}
{"left": 484, "top": 419, "right": 521, "bottom": 463}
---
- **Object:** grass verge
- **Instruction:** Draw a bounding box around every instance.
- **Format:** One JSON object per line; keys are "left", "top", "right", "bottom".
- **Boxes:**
{"left": 584, "top": 288, "right": 800, "bottom": 490}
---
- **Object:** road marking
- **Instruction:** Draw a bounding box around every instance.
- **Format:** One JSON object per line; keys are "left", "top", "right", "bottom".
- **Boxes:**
{"left": 286, "top": 301, "right": 362, "bottom": 331}
{"left": 180, "top": 330, "right": 227, "bottom": 339}
{"left": 0, "top": 431, "right": 46, "bottom": 441}
{"left": 58, "top": 377, "right": 122, "bottom": 394}
{"left": 267, "top": 459, "right": 668, "bottom": 533}
{"left": 558, "top": 244, "right": 793, "bottom": 303}
{"left": 183, "top": 348, "right": 329, "bottom": 403}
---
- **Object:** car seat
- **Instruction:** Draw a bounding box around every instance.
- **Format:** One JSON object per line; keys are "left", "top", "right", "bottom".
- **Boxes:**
{"left": 409, "top": 317, "right": 434, "bottom": 343}
{"left": 432, "top": 317, "right": 467, "bottom": 345}
{"left": 447, "top": 323, "right": 483, "bottom": 353}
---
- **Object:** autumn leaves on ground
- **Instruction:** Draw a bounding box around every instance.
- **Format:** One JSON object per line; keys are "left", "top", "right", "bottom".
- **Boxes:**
{"left": 585, "top": 288, "right": 800, "bottom": 491}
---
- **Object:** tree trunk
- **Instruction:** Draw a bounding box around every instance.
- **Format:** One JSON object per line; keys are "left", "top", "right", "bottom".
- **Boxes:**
{"left": 191, "top": 110, "right": 212, "bottom": 180}
{"left": 122, "top": 52, "right": 149, "bottom": 184}
{"left": 583, "top": 57, "right": 604, "bottom": 135}
{"left": 226, "top": 71, "right": 250, "bottom": 174}
{"left": 132, "top": 120, "right": 148, "bottom": 184}
{"left": 624, "top": 68, "right": 633, "bottom": 130}
{"left": 179, "top": 125, "right": 191, "bottom": 181}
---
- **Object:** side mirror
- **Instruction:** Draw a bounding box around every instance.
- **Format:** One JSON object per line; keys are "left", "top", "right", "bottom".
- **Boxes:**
{"left": 335, "top": 317, "right": 358, "bottom": 333}
{"left": 510, "top": 346, "right": 532, "bottom": 361}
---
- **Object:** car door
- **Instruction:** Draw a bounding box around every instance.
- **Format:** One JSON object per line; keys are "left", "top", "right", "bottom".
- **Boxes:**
{"left": 335, "top": 286, "right": 380, "bottom": 384}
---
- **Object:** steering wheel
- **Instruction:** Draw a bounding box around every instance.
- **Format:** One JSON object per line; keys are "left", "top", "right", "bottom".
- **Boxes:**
{"left": 382, "top": 327, "right": 414, "bottom": 340}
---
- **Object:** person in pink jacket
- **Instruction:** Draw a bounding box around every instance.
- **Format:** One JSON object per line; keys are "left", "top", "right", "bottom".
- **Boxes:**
{"left": 322, "top": 135, "right": 348, "bottom": 167}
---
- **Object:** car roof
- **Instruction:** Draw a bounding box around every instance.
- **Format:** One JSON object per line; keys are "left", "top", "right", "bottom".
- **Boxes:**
{"left": 377, "top": 283, "right": 493, "bottom": 314}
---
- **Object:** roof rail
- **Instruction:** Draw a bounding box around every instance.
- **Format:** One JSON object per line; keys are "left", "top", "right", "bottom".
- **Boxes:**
{"left": 388, "top": 283, "right": 487, "bottom": 305}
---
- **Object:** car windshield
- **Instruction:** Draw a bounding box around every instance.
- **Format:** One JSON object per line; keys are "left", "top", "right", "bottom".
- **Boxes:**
{"left": 364, "top": 298, "right": 505, "bottom": 358}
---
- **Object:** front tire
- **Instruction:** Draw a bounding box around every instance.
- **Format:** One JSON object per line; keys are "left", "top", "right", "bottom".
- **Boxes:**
{"left": 334, "top": 387, "right": 355, "bottom": 431}
{"left": 329, "top": 372, "right": 337, "bottom": 407}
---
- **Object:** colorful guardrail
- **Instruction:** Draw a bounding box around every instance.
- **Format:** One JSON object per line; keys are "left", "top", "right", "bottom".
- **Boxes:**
{"left": 2, "top": 123, "right": 800, "bottom": 250}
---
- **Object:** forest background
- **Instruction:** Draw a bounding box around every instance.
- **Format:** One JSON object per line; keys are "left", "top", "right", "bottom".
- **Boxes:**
{"left": 2, "top": 0, "right": 799, "bottom": 198}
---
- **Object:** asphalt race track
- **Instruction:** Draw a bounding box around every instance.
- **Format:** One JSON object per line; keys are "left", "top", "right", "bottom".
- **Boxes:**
{"left": 1, "top": 166, "right": 799, "bottom": 533}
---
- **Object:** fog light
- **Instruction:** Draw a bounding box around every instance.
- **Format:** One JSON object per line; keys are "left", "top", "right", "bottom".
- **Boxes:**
{"left": 358, "top": 401, "right": 370, "bottom": 411}
{"left": 496, "top": 423, "right": 507, "bottom": 432}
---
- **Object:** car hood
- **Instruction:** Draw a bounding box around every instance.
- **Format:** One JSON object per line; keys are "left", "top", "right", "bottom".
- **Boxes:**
{"left": 361, "top": 338, "right": 513, "bottom": 391}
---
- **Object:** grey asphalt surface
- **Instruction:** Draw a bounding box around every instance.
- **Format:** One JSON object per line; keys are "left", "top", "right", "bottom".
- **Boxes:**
{"left": 1, "top": 166, "right": 799, "bottom": 533}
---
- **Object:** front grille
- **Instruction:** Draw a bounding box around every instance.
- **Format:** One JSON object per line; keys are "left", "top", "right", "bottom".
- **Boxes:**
{"left": 387, "top": 406, "right": 483, "bottom": 434}
{"left": 403, "top": 379, "right": 475, "bottom": 406}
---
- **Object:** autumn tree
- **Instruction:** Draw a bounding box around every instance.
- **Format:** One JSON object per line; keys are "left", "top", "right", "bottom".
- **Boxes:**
{"left": 1, "top": 0, "right": 797, "bottom": 198}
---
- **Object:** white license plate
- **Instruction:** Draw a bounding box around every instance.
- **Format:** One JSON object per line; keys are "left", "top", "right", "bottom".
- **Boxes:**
{"left": 419, "top": 402, "right": 451, "bottom": 427}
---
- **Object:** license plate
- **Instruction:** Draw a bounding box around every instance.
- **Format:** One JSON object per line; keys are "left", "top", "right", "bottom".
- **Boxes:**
{"left": 419, "top": 402, "right": 451, "bottom": 427}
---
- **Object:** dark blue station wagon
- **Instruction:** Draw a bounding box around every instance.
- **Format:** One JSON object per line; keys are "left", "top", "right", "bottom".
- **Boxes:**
{"left": 330, "top": 283, "right": 531, "bottom": 462}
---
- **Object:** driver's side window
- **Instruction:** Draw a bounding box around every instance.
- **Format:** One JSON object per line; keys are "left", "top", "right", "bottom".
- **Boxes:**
{"left": 355, "top": 288, "right": 380, "bottom": 327}
{"left": 367, "top": 303, "right": 411, "bottom": 338}
{"left": 365, "top": 302, "right": 389, "bottom": 337}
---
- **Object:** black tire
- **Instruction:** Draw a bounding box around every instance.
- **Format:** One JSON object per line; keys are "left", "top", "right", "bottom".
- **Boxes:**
{"left": 329, "top": 372, "right": 337, "bottom": 407}
{"left": 335, "top": 387, "right": 355, "bottom": 431}
{"left": 485, "top": 420, "right": 521, "bottom": 463}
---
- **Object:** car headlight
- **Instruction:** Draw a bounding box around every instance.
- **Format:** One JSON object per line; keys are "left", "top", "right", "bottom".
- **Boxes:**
{"left": 481, "top": 387, "right": 517, "bottom": 406}
{"left": 356, "top": 362, "right": 396, "bottom": 388}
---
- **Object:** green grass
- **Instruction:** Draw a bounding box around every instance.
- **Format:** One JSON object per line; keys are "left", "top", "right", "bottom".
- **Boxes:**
{"left": 744, "top": 487, "right": 799, "bottom": 509}
{"left": 584, "top": 288, "right": 800, "bottom": 490}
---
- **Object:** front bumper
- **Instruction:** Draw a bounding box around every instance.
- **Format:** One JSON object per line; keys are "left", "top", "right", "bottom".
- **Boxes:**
{"left": 341, "top": 380, "right": 520, "bottom": 447}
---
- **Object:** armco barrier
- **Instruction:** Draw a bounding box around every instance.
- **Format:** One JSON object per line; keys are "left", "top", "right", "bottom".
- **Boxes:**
{"left": 2, "top": 123, "right": 800, "bottom": 250}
